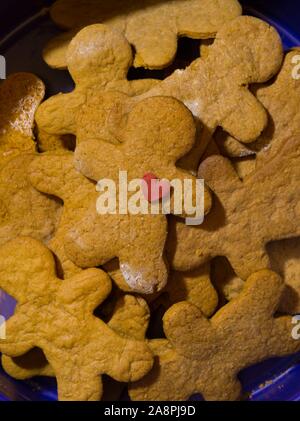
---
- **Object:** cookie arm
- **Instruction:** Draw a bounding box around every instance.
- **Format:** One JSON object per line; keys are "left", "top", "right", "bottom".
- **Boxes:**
{"left": 64, "top": 208, "right": 119, "bottom": 269}
{"left": 198, "top": 155, "right": 242, "bottom": 200}
{"left": 165, "top": 167, "right": 212, "bottom": 217}
{"left": 57, "top": 268, "right": 112, "bottom": 314}
{"left": 29, "top": 152, "right": 81, "bottom": 201}
{"left": 213, "top": 270, "right": 283, "bottom": 327}
{"left": 226, "top": 245, "right": 271, "bottom": 281}
{"left": 74, "top": 139, "right": 122, "bottom": 181}
{"left": 107, "top": 295, "right": 150, "bottom": 341}
{"left": 35, "top": 91, "right": 85, "bottom": 135}
{"left": 211, "top": 16, "right": 282, "bottom": 142}
{"left": 212, "top": 270, "right": 300, "bottom": 363}
{"left": 220, "top": 87, "right": 268, "bottom": 143}
{"left": 0, "top": 237, "right": 57, "bottom": 303}
{"left": 93, "top": 325, "right": 153, "bottom": 383}
{"left": 167, "top": 218, "right": 213, "bottom": 272}
{"left": 166, "top": 266, "right": 218, "bottom": 318}
{"left": 163, "top": 301, "right": 216, "bottom": 360}
{"left": 231, "top": 270, "right": 283, "bottom": 317}
{"left": 123, "top": 79, "right": 159, "bottom": 96}
{"left": 43, "top": 29, "right": 78, "bottom": 70}
{"left": 49, "top": 231, "right": 82, "bottom": 279}
{"left": 1, "top": 350, "right": 54, "bottom": 380}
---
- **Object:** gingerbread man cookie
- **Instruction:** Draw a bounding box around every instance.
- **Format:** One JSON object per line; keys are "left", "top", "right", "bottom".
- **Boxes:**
{"left": 36, "top": 24, "right": 158, "bottom": 138}
{"left": 169, "top": 134, "right": 300, "bottom": 280}
{"left": 64, "top": 97, "right": 210, "bottom": 293}
{"left": 2, "top": 294, "right": 150, "bottom": 388}
{"left": 217, "top": 49, "right": 300, "bottom": 160}
{"left": 37, "top": 17, "right": 283, "bottom": 173}
{"left": 129, "top": 270, "right": 300, "bottom": 401}
{"left": 0, "top": 237, "right": 153, "bottom": 401}
{"left": 45, "top": 0, "right": 242, "bottom": 69}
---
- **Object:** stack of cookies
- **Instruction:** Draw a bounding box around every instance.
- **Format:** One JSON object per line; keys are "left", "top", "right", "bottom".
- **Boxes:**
{"left": 0, "top": 0, "right": 300, "bottom": 401}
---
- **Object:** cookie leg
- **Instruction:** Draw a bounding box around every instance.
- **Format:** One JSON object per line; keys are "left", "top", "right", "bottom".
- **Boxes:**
{"left": 64, "top": 212, "right": 118, "bottom": 268}
{"left": 56, "top": 369, "right": 103, "bottom": 401}
{"left": 118, "top": 215, "right": 168, "bottom": 294}
{"left": 200, "top": 373, "right": 242, "bottom": 401}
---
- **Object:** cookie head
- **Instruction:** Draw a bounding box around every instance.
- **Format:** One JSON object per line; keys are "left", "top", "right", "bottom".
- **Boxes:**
{"left": 67, "top": 24, "right": 132, "bottom": 86}
{"left": 212, "top": 16, "right": 283, "bottom": 84}
{"left": 123, "top": 96, "right": 196, "bottom": 163}
{"left": 0, "top": 236, "right": 57, "bottom": 304}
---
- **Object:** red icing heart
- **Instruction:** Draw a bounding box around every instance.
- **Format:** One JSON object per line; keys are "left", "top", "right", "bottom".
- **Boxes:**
{"left": 142, "top": 173, "right": 170, "bottom": 203}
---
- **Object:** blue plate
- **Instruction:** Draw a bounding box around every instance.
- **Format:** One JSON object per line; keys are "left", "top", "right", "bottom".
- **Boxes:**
{"left": 0, "top": 0, "right": 300, "bottom": 401}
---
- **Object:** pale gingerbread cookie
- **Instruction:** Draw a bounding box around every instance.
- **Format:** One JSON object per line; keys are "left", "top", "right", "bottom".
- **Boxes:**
{"left": 37, "top": 17, "right": 282, "bottom": 173}
{"left": 169, "top": 134, "right": 300, "bottom": 280}
{"left": 1, "top": 348, "right": 127, "bottom": 401}
{"left": 64, "top": 97, "right": 211, "bottom": 294}
{"left": 211, "top": 50, "right": 300, "bottom": 313}
{"left": 68, "top": 16, "right": 282, "bottom": 178}
{"left": 2, "top": 294, "right": 150, "bottom": 392}
{"left": 2, "top": 294, "right": 149, "bottom": 401}
{"left": 31, "top": 107, "right": 177, "bottom": 290}
{"left": 46, "top": 0, "right": 242, "bottom": 69}
{"left": 129, "top": 270, "right": 300, "bottom": 401}
{"left": 136, "top": 16, "right": 282, "bottom": 156}
{"left": 0, "top": 73, "right": 44, "bottom": 167}
{"left": 0, "top": 237, "right": 153, "bottom": 401}
{"left": 73, "top": 16, "right": 283, "bottom": 172}
{"left": 36, "top": 24, "right": 158, "bottom": 138}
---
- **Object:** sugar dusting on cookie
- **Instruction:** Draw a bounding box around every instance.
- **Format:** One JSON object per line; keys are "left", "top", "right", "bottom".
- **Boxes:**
{"left": 120, "top": 263, "right": 156, "bottom": 294}
{"left": 183, "top": 99, "right": 202, "bottom": 118}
